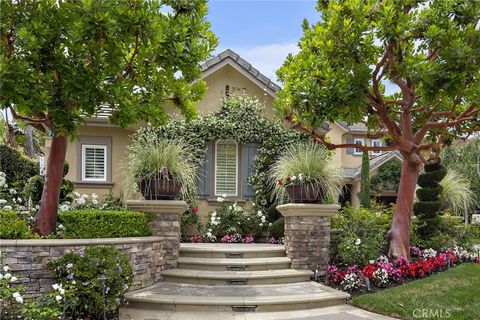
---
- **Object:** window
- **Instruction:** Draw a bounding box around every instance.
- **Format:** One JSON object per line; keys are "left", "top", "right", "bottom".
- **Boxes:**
{"left": 81, "top": 145, "right": 107, "bottom": 181}
{"left": 371, "top": 139, "right": 382, "bottom": 155}
{"left": 353, "top": 138, "right": 364, "bottom": 155}
{"left": 215, "top": 140, "right": 238, "bottom": 196}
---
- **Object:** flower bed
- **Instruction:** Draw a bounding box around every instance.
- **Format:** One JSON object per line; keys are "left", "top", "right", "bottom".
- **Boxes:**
{"left": 325, "top": 245, "right": 480, "bottom": 294}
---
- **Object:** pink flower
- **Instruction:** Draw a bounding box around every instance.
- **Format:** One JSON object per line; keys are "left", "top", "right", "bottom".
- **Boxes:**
{"left": 242, "top": 234, "right": 254, "bottom": 243}
{"left": 190, "top": 235, "right": 203, "bottom": 243}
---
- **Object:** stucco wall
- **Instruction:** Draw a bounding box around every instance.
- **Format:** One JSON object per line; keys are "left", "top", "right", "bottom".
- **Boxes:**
{"left": 0, "top": 237, "right": 165, "bottom": 298}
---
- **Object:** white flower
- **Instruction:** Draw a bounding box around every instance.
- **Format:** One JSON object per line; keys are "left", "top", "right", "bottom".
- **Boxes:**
{"left": 73, "top": 192, "right": 80, "bottom": 197}
{"left": 355, "top": 238, "right": 361, "bottom": 246}
{"left": 10, "top": 276, "right": 17, "bottom": 283}
{"left": 212, "top": 212, "right": 217, "bottom": 217}
{"left": 66, "top": 263, "right": 73, "bottom": 269}
{"left": 81, "top": 194, "right": 89, "bottom": 199}
{"left": 0, "top": 199, "right": 7, "bottom": 205}
{"left": 9, "top": 188, "right": 17, "bottom": 195}
{"left": 3, "top": 205, "right": 12, "bottom": 210}
{"left": 221, "top": 193, "right": 227, "bottom": 198}
{"left": 259, "top": 223, "right": 263, "bottom": 227}
{"left": 13, "top": 292, "right": 23, "bottom": 303}
{"left": 291, "top": 175, "right": 296, "bottom": 181}
{"left": 5, "top": 273, "right": 12, "bottom": 279}
{"left": 268, "top": 222, "right": 272, "bottom": 227}
{"left": 216, "top": 197, "right": 224, "bottom": 203}
{"left": 257, "top": 210, "right": 262, "bottom": 217}
{"left": 228, "top": 206, "right": 232, "bottom": 210}
{"left": 59, "top": 288, "right": 65, "bottom": 295}
{"left": 92, "top": 193, "right": 98, "bottom": 199}
{"left": 55, "top": 295, "right": 63, "bottom": 302}
{"left": 52, "top": 284, "right": 60, "bottom": 290}
{"left": 3, "top": 265, "right": 10, "bottom": 272}
{"left": 0, "top": 274, "right": 3, "bottom": 280}
{"left": 75, "top": 197, "right": 86, "bottom": 205}
{"left": 59, "top": 204, "right": 70, "bottom": 212}
{"left": 17, "top": 198, "right": 22, "bottom": 203}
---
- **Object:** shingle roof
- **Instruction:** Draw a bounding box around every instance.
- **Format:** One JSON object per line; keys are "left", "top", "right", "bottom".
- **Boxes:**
{"left": 336, "top": 121, "right": 368, "bottom": 133}
{"left": 343, "top": 151, "right": 403, "bottom": 180}
{"left": 202, "top": 49, "right": 282, "bottom": 93}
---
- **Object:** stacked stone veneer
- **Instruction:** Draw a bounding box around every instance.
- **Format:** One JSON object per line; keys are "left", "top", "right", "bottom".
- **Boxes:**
{"left": 277, "top": 204, "right": 340, "bottom": 274}
{"left": 0, "top": 200, "right": 187, "bottom": 298}
{"left": 0, "top": 237, "right": 163, "bottom": 297}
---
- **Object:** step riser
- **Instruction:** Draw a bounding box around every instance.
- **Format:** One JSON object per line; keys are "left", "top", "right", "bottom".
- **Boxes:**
{"left": 162, "top": 275, "right": 311, "bottom": 286}
{"left": 177, "top": 262, "right": 291, "bottom": 271}
{"left": 179, "top": 251, "right": 285, "bottom": 258}
{"left": 122, "top": 297, "right": 346, "bottom": 313}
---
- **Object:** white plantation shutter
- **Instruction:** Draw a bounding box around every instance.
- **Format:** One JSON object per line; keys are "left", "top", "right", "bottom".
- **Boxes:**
{"left": 215, "top": 141, "right": 238, "bottom": 196}
{"left": 82, "top": 145, "right": 107, "bottom": 181}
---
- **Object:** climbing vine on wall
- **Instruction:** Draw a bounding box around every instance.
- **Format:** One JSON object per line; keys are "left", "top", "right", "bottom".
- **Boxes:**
{"left": 131, "top": 95, "right": 307, "bottom": 216}
{"left": 370, "top": 160, "right": 402, "bottom": 194}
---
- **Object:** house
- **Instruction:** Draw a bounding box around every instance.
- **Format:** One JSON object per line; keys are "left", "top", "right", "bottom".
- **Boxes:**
{"left": 46, "top": 49, "right": 401, "bottom": 211}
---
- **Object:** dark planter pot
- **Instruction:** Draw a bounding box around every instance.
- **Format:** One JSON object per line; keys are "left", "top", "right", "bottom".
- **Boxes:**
{"left": 137, "top": 178, "right": 182, "bottom": 200}
{"left": 285, "top": 183, "right": 324, "bottom": 203}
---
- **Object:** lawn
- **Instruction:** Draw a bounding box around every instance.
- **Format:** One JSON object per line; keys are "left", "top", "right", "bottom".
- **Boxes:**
{"left": 352, "top": 263, "right": 480, "bottom": 320}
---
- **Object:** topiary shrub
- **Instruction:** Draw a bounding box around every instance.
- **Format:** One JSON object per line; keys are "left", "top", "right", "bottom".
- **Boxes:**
{"left": 50, "top": 246, "right": 133, "bottom": 319}
{"left": 269, "top": 217, "right": 284, "bottom": 238}
{"left": 0, "top": 144, "right": 38, "bottom": 190}
{"left": 414, "top": 160, "right": 447, "bottom": 240}
{"left": 58, "top": 210, "right": 152, "bottom": 238}
{"left": 0, "top": 210, "right": 32, "bottom": 239}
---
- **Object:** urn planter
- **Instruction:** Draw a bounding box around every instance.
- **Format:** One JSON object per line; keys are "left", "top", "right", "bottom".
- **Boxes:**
{"left": 285, "top": 183, "right": 324, "bottom": 203}
{"left": 137, "top": 178, "right": 181, "bottom": 200}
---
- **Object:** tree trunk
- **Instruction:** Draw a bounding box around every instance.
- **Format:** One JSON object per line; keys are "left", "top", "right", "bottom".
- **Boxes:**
{"left": 25, "top": 126, "right": 35, "bottom": 158}
{"left": 36, "top": 135, "right": 67, "bottom": 235}
{"left": 388, "top": 159, "right": 420, "bottom": 260}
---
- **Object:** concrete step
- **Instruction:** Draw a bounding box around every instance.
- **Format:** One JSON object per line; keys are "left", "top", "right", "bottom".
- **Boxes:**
{"left": 177, "top": 256, "right": 291, "bottom": 271}
{"left": 161, "top": 268, "right": 312, "bottom": 285}
{"left": 179, "top": 243, "right": 285, "bottom": 258}
{"left": 122, "top": 282, "right": 350, "bottom": 313}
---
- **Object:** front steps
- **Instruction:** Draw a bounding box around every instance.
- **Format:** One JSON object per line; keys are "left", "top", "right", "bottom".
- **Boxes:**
{"left": 120, "top": 243, "right": 349, "bottom": 318}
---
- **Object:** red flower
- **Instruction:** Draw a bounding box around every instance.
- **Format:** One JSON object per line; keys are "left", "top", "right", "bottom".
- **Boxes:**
{"left": 362, "top": 264, "right": 377, "bottom": 279}
{"left": 192, "top": 207, "right": 199, "bottom": 214}
{"left": 277, "top": 180, "right": 283, "bottom": 186}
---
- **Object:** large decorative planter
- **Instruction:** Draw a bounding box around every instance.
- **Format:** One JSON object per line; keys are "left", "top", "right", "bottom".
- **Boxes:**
{"left": 285, "top": 183, "right": 324, "bottom": 203}
{"left": 277, "top": 203, "right": 340, "bottom": 274}
{"left": 137, "top": 178, "right": 181, "bottom": 200}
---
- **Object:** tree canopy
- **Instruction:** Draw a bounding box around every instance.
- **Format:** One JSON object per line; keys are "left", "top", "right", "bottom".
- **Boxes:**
{"left": 0, "top": 0, "right": 217, "bottom": 135}
{"left": 275, "top": 0, "right": 480, "bottom": 259}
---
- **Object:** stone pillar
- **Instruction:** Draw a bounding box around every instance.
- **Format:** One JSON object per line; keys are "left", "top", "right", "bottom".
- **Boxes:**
{"left": 126, "top": 200, "right": 187, "bottom": 270}
{"left": 277, "top": 203, "right": 340, "bottom": 274}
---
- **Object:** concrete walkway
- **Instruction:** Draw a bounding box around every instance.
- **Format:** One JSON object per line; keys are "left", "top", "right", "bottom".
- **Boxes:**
{"left": 120, "top": 305, "right": 398, "bottom": 320}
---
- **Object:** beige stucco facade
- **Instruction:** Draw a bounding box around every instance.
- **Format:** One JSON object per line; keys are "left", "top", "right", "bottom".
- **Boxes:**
{"left": 51, "top": 50, "right": 399, "bottom": 213}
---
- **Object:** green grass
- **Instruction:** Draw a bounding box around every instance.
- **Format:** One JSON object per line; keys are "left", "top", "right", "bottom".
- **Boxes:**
{"left": 352, "top": 263, "right": 480, "bottom": 320}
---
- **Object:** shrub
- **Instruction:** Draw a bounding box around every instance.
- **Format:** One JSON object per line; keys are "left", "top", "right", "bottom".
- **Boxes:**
{"left": 24, "top": 162, "right": 74, "bottom": 204}
{"left": 269, "top": 217, "right": 284, "bottom": 238}
{"left": 58, "top": 210, "right": 152, "bottom": 238}
{"left": 331, "top": 204, "right": 391, "bottom": 265}
{"left": 0, "top": 145, "right": 38, "bottom": 190}
{"left": 50, "top": 246, "right": 133, "bottom": 319}
{"left": 0, "top": 210, "right": 32, "bottom": 239}
{"left": 416, "top": 186, "right": 442, "bottom": 202}
{"left": 204, "top": 198, "right": 268, "bottom": 242}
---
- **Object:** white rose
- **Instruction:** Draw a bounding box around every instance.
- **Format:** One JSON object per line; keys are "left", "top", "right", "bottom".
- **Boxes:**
{"left": 59, "top": 288, "right": 65, "bottom": 295}
{"left": 355, "top": 238, "right": 361, "bottom": 246}
{"left": 216, "top": 197, "right": 224, "bottom": 203}
{"left": 15, "top": 296, "right": 24, "bottom": 304}
{"left": 81, "top": 194, "right": 89, "bottom": 199}
{"left": 9, "top": 188, "right": 17, "bottom": 195}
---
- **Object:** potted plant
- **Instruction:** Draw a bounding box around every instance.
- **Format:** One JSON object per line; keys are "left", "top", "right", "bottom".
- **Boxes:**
{"left": 123, "top": 138, "right": 196, "bottom": 200}
{"left": 269, "top": 141, "right": 344, "bottom": 203}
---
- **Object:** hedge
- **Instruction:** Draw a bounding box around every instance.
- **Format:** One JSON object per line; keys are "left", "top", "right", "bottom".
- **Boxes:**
{"left": 58, "top": 210, "right": 153, "bottom": 238}
{"left": 0, "top": 210, "right": 32, "bottom": 239}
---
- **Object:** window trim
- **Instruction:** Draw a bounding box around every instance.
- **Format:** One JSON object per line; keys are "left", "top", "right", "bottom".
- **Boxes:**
{"left": 81, "top": 144, "right": 107, "bottom": 182}
{"left": 214, "top": 140, "right": 239, "bottom": 197}
{"left": 353, "top": 138, "right": 365, "bottom": 155}
{"left": 371, "top": 139, "right": 382, "bottom": 155}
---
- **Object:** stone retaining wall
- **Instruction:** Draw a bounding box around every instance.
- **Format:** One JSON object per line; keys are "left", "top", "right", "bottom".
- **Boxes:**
{"left": 0, "top": 237, "right": 164, "bottom": 297}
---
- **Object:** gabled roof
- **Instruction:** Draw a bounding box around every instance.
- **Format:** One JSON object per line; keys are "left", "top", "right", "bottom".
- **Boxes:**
{"left": 336, "top": 121, "right": 368, "bottom": 133}
{"left": 201, "top": 49, "right": 281, "bottom": 97}
{"left": 342, "top": 151, "right": 403, "bottom": 179}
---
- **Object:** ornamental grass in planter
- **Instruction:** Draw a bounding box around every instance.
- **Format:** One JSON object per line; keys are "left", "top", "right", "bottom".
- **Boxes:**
{"left": 123, "top": 138, "right": 196, "bottom": 200}
{"left": 269, "top": 141, "right": 344, "bottom": 203}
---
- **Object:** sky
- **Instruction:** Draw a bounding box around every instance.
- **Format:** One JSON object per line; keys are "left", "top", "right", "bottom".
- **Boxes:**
{"left": 207, "top": 0, "right": 320, "bottom": 83}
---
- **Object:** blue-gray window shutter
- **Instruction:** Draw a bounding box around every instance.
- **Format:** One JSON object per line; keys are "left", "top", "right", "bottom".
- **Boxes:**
{"left": 198, "top": 141, "right": 213, "bottom": 199}
{"left": 346, "top": 137, "right": 354, "bottom": 154}
{"left": 242, "top": 143, "right": 259, "bottom": 198}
